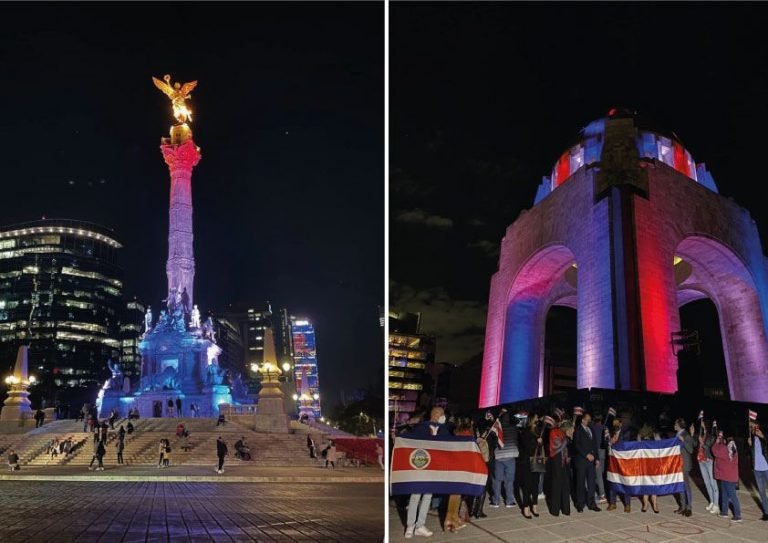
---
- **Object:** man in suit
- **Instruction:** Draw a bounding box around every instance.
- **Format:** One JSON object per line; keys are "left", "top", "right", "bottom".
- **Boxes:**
{"left": 573, "top": 412, "right": 601, "bottom": 512}
{"left": 674, "top": 418, "right": 696, "bottom": 516}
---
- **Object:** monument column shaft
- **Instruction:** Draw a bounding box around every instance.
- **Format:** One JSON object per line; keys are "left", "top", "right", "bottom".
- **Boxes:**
{"left": 161, "top": 139, "right": 201, "bottom": 308}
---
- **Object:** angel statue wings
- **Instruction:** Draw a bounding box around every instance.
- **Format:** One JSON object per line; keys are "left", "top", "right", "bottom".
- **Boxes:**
{"left": 152, "top": 74, "right": 198, "bottom": 124}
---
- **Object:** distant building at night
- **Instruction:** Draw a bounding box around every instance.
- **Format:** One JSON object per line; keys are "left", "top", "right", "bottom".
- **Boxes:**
{"left": 212, "top": 314, "right": 245, "bottom": 381}
{"left": 388, "top": 311, "right": 435, "bottom": 422}
{"left": 119, "top": 297, "right": 145, "bottom": 383}
{"left": 289, "top": 316, "right": 321, "bottom": 419}
{"left": 0, "top": 219, "right": 123, "bottom": 404}
{"left": 218, "top": 302, "right": 274, "bottom": 396}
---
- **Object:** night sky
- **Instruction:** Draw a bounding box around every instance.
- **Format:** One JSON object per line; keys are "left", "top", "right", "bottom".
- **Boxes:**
{"left": 0, "top": 2, "right": 384, "bottom": 410}
{"left": 390, "top": 3, "right": 768, "bottom": 367}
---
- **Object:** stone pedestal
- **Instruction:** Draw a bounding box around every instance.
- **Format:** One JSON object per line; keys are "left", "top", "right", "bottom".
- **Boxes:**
{"left": 0, "top": 386, "right": 32, "bottom": 421}
{"left": 253, "top": 380, "right": 289, "bottom": 433}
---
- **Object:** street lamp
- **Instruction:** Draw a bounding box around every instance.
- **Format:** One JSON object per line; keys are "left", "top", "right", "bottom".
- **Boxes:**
{"left": 313, "top": 392, "right": 319, "bottom": 401}
{"left": 282, "top": 362, "right": 291, "bottom": 373}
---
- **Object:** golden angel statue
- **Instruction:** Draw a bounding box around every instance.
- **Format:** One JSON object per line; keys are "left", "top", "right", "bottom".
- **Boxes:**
{"left": 152, "top": 74, "right": 198, "bottom": 124}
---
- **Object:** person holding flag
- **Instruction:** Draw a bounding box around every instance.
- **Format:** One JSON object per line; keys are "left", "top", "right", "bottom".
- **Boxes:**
{"left": 712, "top": 430, "right": 742, "bottom": 522}
{"left": 746, "top": 410, "right": 768, "bottom": 521}
{"left": 674, "top": 418, "right": 696, "bottom": 516}
{"left": 401, "top": 406, "right": 450, "bottom": 538}
{"left": 695, "top": 414, "right": 719, "bottom": 514}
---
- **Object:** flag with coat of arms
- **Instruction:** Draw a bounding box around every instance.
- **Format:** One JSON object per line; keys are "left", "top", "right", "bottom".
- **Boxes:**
{"left": 390, "top": 435, "right": 488, "bottom": 496}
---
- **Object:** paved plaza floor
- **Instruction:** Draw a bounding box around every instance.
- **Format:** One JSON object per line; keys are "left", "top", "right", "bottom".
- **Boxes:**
{"left": 389, "top": 491, "right": 768, "bottom": 542}
{"left": 1, "top": 481, "right": 384, "bottom": 542}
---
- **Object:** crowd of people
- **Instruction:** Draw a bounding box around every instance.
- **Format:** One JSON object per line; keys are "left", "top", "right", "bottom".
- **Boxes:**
{"left": 392, "top": 405, "right": 768, "bottom": 538}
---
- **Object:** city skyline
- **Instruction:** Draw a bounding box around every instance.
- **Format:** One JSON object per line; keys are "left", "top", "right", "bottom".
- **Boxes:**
{"left": 0, "top": 3, "right": 384, "bottom": 410}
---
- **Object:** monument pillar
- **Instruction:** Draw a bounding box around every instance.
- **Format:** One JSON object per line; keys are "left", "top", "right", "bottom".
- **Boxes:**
{"left": 162, "top": 138, "right": 201, "bottom": 309}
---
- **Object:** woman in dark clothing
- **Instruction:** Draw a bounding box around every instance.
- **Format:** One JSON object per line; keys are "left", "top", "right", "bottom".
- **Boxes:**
{"left": 520, "top": 414, "right": 544, "bottom": 519}
{"left": 547, "top": 419, "right": 574, "bottom": 517}
{"left": 470, "top": 410, "right": 497, "bottom": 519}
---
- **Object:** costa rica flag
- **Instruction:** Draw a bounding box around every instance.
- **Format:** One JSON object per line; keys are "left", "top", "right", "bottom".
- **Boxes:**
{"left": 607, "top": 438, "right": 684, "bottom": 496}
{"left": 390, "top": 435, "right": 488, "bottom": 496}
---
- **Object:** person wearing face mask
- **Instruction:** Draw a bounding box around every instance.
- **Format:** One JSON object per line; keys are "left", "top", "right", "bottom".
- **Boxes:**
{"left": 403, "top": 406, "right": 450, "bottom": 539}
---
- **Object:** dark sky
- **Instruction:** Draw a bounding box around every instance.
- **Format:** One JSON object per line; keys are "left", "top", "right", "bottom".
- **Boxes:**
{"left": 390, "top": 2, "right": 768, "bottom": 365}
{"left": 0, "top": 2, "right": 384, "bottom": 410}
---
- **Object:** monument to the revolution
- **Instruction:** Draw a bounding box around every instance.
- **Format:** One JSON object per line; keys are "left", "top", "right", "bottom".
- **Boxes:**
{"left": 98, "top": 75, "right": 235, "bottom": 418}
{"left": 479, "top": 108, "right": 768, "bottom": 408}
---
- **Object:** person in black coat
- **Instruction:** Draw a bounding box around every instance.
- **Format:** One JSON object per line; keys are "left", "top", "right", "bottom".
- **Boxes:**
{"left": 573, "top": 412, "right": 601, "bottom": 512}
{"left": 216, "top": 436, "right": 228, "bottom": 473}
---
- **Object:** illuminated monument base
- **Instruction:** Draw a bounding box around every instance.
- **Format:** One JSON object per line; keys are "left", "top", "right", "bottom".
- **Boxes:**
{"left": 99, "top": 317, "right": 234, "bottom": 418}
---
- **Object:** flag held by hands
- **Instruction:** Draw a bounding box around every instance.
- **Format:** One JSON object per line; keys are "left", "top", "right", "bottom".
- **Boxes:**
{"left": 607, "top": 438, "right": 684, "bottom": 496}
{"left": 749, "top": 409, "right": 758, "bottom": 421}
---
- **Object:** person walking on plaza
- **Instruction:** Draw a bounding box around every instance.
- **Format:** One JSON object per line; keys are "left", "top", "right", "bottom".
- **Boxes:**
{"left": 95, "top": 439, "right": 106, "bottom": 471}
{"left": 673, "top": 418, "right": 695, "bottom": 516}
{"left": 574, "top": 412, "right": 601, "bottom": 512}
{"left": 520, "top": 413, "right": 545, "bottom": 519}
{"left": 34, "top": 407, "right": 45, "bottom": 428}
{"left": 88, "top": 437, "right": 100, "bottom": 470}
{"left": 116, "top": 437, "right": 125, "bottom": 465}
{"left": 216, "top": 436, "right": 228, "bottom": 474}
{"left": 403, "top": 406, "right": 449, "bottom": 539}
{"left": 696, "top": 418, "right": 719, "bottom": 514}
{"left": 491, "top": 410, "right": 519, "bottom": 508}
{"left": 7, "top": 449, "right": 20, "bottom": 471}
{"left": 712, "top": 431, "right": 742, "bottom": 521}
{"left": 176, "top": 397, "right": 182, "bottom": 418}
{"left": 157, "top": 439, "right": 166, "bottom": 468}
{"left": 163, "top": 439, "right": 172, "bottom": 467}
{"left": 747, "top": 421, "right": 768, "bottom": 521}
{"left": 325, "top": 440, "right": 337, "bottom": 469}
{"left": 547, "top": 419, "right": 574, "bottom": 517}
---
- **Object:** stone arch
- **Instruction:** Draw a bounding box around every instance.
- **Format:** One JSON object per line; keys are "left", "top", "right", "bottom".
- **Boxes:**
{"left": 497, "top": 244, "right": 577, "bottom": 404}
{"left": 674, "top": 234, "right": 768, "bottom": 401}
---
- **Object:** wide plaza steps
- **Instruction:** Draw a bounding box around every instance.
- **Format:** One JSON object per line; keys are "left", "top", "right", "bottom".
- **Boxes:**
{"left": 3, "top": 417, "right": 321, "bottom": 468}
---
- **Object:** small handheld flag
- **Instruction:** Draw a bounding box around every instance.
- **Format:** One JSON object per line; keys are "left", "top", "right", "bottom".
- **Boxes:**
{"left": 573, "top": 406, "right": 584, "bottom": 416}
{"left": 607, "top": 407, "right": 616, "bottom": 417}
{"left": 553, "top": 408, "right": 564, "bottom": 420}
{"left": 698, "top": 410, "right": 704, "bottom": 420}
{"left": 749, "top": 409, "right": 758, "bottom": 421}
{"left": 489, "top": 417, "right": 505, "bottom": 448}
{"left": 543, "top": 416, "right": 555, "bottom": 428}
{"left": 712, "top": 420, "right": 718, "bottom": 429}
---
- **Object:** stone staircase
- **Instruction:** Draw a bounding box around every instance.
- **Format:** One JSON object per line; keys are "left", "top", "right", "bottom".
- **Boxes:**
{"left": 2, "top": 417, "right": 322, "bottom": 468}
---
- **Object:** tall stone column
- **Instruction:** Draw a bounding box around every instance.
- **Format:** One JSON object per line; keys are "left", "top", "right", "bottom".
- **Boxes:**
{"left": 161, "top": 138, "right": 201, "bottom": 308}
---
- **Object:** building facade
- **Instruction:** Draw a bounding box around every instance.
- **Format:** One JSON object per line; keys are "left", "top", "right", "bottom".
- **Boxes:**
{"left": 0, "top": 219, "right": 123, "bottom": 405}
{"left": 290, "top": 317, "right": 321, "bottom": 418}
{"left": 388, "top": 311, "right": 435, "bottom": 422}
{"left": 119, "top": 297, "right": 145, "bottom": 383}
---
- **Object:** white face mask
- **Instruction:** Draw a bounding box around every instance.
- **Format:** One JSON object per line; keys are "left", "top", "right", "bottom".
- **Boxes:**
{"left": 438, "top": 415, "right": 446, "bottom": 424}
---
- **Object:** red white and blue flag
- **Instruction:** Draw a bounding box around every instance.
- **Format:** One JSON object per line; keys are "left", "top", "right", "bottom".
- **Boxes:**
{"left": 607, "top": 438, "right": 684, "bottom": 496}
{"left": 749, "top": 409, "right": 758, "bottom": 421}
{"left": 489, "top": 418, "right": 504, "bottom": 448}
{"left": 390, "top": 436, "right": 488, "bottom": 496}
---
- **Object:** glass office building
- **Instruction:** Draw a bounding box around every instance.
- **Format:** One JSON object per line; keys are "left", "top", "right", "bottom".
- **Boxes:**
{"left": 0, "top": 219, "right": 123, "bottom": 405}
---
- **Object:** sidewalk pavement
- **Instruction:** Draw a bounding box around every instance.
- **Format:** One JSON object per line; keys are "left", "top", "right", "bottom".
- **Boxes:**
{"left": 1, "top": 463, "right": 384, "bottom": 483}
{"left": 389, "top": 491, "right": 768, "bottom": 542}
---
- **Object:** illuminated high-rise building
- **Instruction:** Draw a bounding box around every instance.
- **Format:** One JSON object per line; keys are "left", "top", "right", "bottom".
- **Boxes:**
{"left": 389, "top": 311, "right": 435, "bottom": 422}
{"left": 290, "top": 316, "right": 321, "bottom": 418}
{"left": 119, "top": 297, "right": 145, "bottom": 382}
{"left": 0, "top": 219, "right": 123, "bottom": 403}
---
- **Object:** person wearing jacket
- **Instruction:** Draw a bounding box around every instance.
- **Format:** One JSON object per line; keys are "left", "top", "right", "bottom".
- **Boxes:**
{"left": 696, "top": 419, "right": 719, "bottom": 514}
{"left": 573, "top": 412, "right": 601, "bottom": 513}
{"left": 403, "top": 406, "right": 449, "bottom": 539}
{"left": 216, "top": 436, "right": 228, "bottom": 474}
{"left": 470, "top": 410, "right": 496, "bottom": 519}
{"left": 712, "top": 433, "right": 742, "bottom": 522}
{"left": 547, "top": 419, "right": 574, "bottom": 517}
{"left": 491, "top": 410, "right": 519, "bottom": 508}
{"left": 520, "top": 414, "right": 544, "bottom": 519}
{"left": 747, "top": 423, "right": 768, "bottom": 521}
{"left": 673, "top": 418, "right": 695, "bottom": 516}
